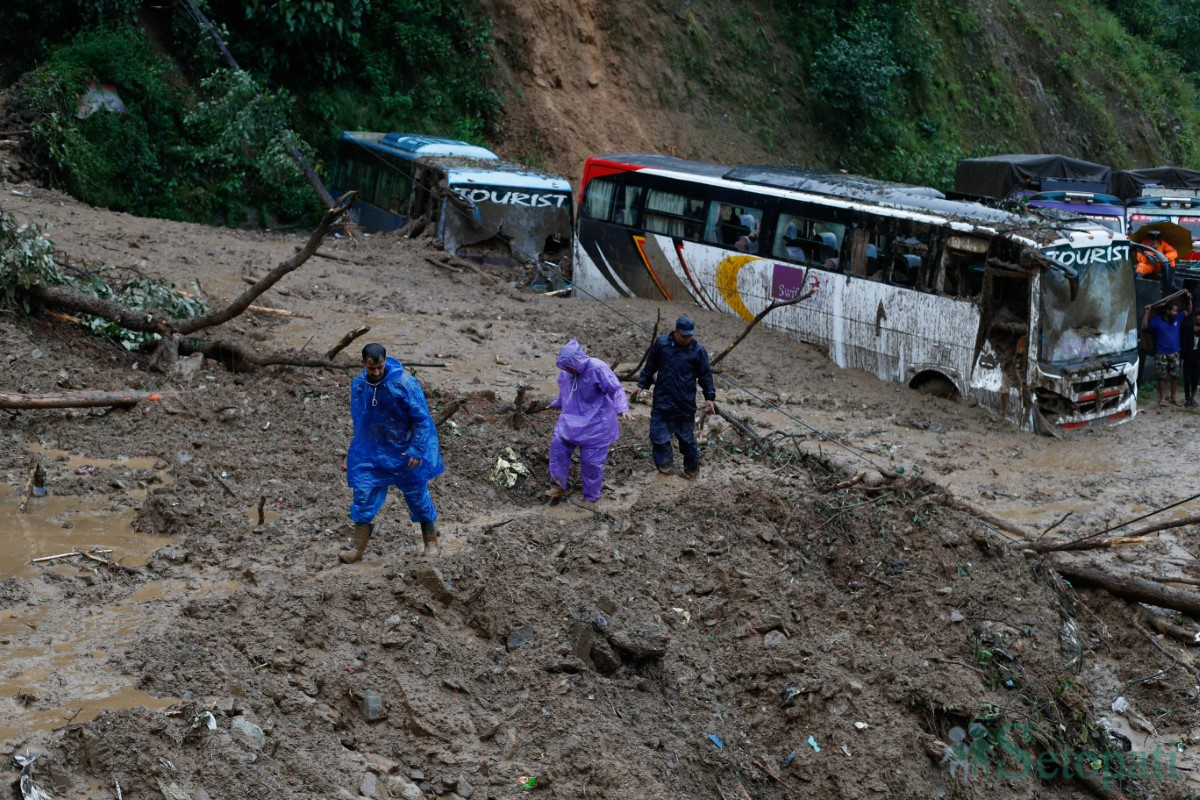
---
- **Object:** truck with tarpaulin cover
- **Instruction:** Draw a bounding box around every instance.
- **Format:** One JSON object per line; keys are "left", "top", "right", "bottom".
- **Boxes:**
{"left": 953, "top": 154, "right": 1126, "bottom": 234}
{"left": 329, "top": 132, "right": 573, "bottom": 271}
{"left": 1113, "top": 166, "right": 1200, "bottom": 379}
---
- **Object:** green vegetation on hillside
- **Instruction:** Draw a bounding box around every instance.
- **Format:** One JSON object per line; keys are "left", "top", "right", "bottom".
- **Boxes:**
{"left": 3, "top": 0, "right": 1200, "bottom": 222}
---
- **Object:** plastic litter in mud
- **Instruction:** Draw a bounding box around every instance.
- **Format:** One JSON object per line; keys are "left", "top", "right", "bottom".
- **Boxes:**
{"left": 708, "top": 733, "right": 724, "bottom": 749}
{"left": 806, "top": 735, "right": 820, "bottom": 753}
{"left": 517, "top": 775, "right": 537, "bottom": 790}
{"left": 782, "top": 750, "right": 797, "bottom": 767}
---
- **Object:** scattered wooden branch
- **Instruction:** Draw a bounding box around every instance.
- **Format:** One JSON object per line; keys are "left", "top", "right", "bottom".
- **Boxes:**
{"left": 715, "top": 406, "right": 760, "bottom": 443}
{"left": 512, "top": 383, "right": 529, "bottom": 430}
{"left": 1052, "top": 558, "right": 1200, "bottom": 618}
{"left": 1032, "top": 513, "right": 1200, "bottom": 553}
{"left": 434, "top": 396, "right": 468, "bottom": 428}
{"left": 710, "top": 286, "right": 815, "bottom": 369}
{"left": 1140, "top": 606, "right": 1200, "bottom": 647}
{"left": 424, "top": 256, "right": 462, "bottom": 274}
{"left": 324, "top": 325, "right": 371, "bottom": 360}
{"left": 752, "top": 759, "right": 798, "bottom": 793}
{"left": 212, "top": 471, "right": 238, "bottom": 498}
{"left": 0, "top": 390, "right": 164, "bottom": 410}
{"left": 944, "top": 496, "right": 1036, "bottom": 542}
{"left": 256, "top": 496, "right": 266, "bottom": 526}
{"left": 247, "top": 304, "right": 310, "bottom": 319}
{"left": 30, "top": 548, "right": 116, "bottom": 565}
{"left": 312, "top": 249, "right": 363, "bottom": 265}
{"left": 618, "top": 310, "right": 661, "bottom": 381}
{"left": 17, "top": 454, "right": 42, "bottom": 514}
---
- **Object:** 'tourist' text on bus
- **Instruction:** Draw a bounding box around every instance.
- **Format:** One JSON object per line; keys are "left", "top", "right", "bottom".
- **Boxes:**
{"left": 330, "top": 132, "right": 573, "bottom": 269}
{"left": 573, "top": 154, "right": 1140, "bottom": 434}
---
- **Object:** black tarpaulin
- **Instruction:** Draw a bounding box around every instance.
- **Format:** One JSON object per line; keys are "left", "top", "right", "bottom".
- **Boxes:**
{"left": 954, "top": 154, "right": 1111, "bottom": 200}
{"left": 1113, "top": 167, "right": 1200, "bottom": 200}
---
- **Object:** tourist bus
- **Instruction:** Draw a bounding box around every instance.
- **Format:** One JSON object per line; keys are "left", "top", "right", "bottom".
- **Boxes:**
{"left": 329, "top": 132, "right": 573, "bottom": 268}
{"left": 954, "top": 154, "right": 1126, "bottom": 234}
{"left": 573, "top": 154, "right": 1142, "bottom": 434}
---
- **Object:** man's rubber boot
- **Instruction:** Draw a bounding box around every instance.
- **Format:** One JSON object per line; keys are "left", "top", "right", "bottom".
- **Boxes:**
{"left": 339, "top": 523, "right": 372, "bottom": 564}
{"left": 421, "top": 521, "right": 441, "bottom": 557}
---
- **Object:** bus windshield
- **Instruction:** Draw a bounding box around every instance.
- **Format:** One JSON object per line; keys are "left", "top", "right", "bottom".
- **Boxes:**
{"left": 1082, "top": 214, "right": 1125, "bottom": 234}
{"left": 1039, "top": 244, "right": 1137, "bottom": 364}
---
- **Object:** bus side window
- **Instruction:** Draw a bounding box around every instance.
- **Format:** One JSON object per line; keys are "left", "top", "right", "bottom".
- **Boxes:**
{"left": 775, "top": 213, "right": 845, "bottom": 269}
{"left": 614, "top": 184, "right": 645, "bottom": 227}
{"left": 582, "top": 177, "right": 617, "bottom": 221}
{"left": 706, "top": 203, "right": 762, "bottom": 251}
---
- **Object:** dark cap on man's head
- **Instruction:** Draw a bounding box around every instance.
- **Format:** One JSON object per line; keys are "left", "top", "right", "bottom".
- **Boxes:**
{"left": 675, "top": 316, "right": 696, "bottom": 335}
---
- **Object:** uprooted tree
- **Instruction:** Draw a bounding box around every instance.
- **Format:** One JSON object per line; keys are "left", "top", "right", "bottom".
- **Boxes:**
{"left": 0, "top": 196, "right": 363, "bottom": 408}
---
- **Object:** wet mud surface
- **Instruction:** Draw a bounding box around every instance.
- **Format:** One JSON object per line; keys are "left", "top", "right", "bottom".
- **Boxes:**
{"left": 3, "top": 186, "right": 1200, "bottom": 798}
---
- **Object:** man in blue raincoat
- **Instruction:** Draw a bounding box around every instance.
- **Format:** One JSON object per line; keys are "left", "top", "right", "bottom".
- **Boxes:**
{"left": 342, "top": 343, "right": 445, "bottom": 561}
{"left": 548, "top": 339, "right": 632, "bottom": 503}
{"left": 631, "top": 316, "right": 716, "bottom": 479}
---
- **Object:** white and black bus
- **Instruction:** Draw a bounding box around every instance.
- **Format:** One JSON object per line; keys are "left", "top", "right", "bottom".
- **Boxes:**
{"left": 331, "top": 132, "right": 573, "bottom": 269}
{"left": 574, "top": 154, "right": 1141, "bottom": 433}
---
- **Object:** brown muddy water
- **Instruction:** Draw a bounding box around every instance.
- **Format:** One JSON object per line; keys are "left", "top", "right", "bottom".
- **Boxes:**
{"left": 1, "top": 448, "right": 211, "bottom": 742}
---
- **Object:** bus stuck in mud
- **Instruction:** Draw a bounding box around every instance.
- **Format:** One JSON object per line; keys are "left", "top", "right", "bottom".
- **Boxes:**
{"left": 330, "top": 132, "right": 573, "bottom": 269}
{"left": 573, "top": 154, "right": 1141, "bottom": 434}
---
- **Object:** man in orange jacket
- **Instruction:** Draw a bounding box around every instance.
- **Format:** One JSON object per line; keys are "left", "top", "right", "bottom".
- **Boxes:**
{"left": 1136, "top": 230, "right": 1178, "bottom": 277}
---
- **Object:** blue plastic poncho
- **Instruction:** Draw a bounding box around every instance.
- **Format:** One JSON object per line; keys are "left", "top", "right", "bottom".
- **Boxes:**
{"left": 550, "top": 339, "right": 629, "bottom": 448}
{"left": 346, "top": 356, "right": 444, "bottom": 488}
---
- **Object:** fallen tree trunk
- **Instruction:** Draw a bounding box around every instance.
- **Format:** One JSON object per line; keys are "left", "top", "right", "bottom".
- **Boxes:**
{"left": 0, "top": 390, "right": 164, "bottom": 410}
{"left": 27, "top": 198, "right": 354, "bottom": 342}
{"left": 1052, "top": 558, "right": 1200, "bottom": 618}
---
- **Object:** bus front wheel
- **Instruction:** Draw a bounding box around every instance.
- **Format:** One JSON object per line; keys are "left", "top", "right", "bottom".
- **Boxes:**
{"left": 911, "top": 373, "right": 960, "bottom": 400}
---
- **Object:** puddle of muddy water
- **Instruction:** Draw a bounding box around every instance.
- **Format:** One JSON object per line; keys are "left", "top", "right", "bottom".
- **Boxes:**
{"left": 0, "top": 446, "right": 201, "bottom": 743}
{"left": 2, "top": 447, "right": 176, "bottom": 580}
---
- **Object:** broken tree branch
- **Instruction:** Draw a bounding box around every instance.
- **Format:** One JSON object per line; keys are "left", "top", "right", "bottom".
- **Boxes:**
{"left": 1032, "top": 513, "right": 1200, "bottom": 553}
{"left": 710, "top": 286, "right": 815, "bottom": 369}
{"left": 513, "top": 383, "right": 529, "bottom": 430}
{"left": 174, "top": 199, "right": 352, "bottom": 335}
{"left": 618, "top": 309, "right": 662, "bottom": 381}
{"left": 1140, "top": 607, "right": 1200, "bottom": 647}
{"left": 17, "top": 454, "right": 42, "bottom": 514}
{"left": 434, "top": 396, "right": 468, "bottom": 428}
{"left": 324, "top": 325, "right": 371, "bottom": 360}
{"left": 0, "top": 391, "right": 165, "bottom": 410}
{"left": 1052, "top": 558, "right": 1200, "bottom": 618}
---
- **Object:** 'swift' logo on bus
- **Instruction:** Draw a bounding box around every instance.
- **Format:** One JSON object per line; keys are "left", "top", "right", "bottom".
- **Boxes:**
{"left": 456, "top": 189, "right": 570, "bottom": 208}
{"left": 1041, "top": 244, "right": 1130, "bottom": 267}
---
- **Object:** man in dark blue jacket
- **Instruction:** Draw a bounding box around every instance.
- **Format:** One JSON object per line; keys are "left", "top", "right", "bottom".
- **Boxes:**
{"left": 632, "top": 316, "right": 716, "bottom": 479}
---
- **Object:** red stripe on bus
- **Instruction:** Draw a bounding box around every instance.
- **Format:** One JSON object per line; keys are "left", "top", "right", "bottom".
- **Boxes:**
{"left": 580, "top": 158, "right": 640, "bottom": 196}
{"left": 675, "top": 241, "right": 714, "bottom": 309}
{"left": 632, "top": 235, "right": 672, "bottom": 301}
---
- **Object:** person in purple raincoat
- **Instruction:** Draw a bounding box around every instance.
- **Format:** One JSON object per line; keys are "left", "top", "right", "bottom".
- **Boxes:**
{"left": 547, "top": 339, "right": 632, "bottom": 503}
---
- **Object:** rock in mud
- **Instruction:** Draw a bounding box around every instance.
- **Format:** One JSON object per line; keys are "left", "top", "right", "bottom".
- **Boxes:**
{"left": 455, "top": 776, "right": 475, "bottom": 798}
{"left": 230, "top": 716, "right": 266, "bottom": 749}
{"left": 604, "top": 625, "right": 669, "bottom": 659}
{"left": 362, "top": 690, "right": 386, "bottom": 721}
{"left": 359, "top": 772, "right": 379, "bottom": 798}
{"left": 589, "top": 637, "right": 621, "bottom": 674}
{"left": 506, "top": 624, "right": 535, "bottom": 651}
{"left": 387, "top": 776, "right": 424, "bottom": 800}
{"left": 416, "top": 567, "right": 454, "bottom": 603}
{"left": 364, "top": 752, "right": 398, "bottom": 774}
{"left": 763, "top": 630, "right": 786, "bottom": 647}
